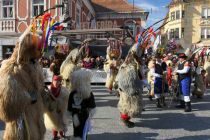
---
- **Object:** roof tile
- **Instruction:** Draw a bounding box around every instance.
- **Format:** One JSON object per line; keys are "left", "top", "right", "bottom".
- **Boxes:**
{"left": 91, "top": 0, "right": 144, "bottom": 13}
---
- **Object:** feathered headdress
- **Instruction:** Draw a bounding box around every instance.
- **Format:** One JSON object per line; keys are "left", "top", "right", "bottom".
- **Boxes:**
{"left": 16, "top": 4, "right": 65, "bottom": 63}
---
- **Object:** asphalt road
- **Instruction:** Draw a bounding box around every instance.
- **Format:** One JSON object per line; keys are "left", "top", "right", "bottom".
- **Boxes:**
{"left": 1, "top": 85, "right": 210, "bottom": 140}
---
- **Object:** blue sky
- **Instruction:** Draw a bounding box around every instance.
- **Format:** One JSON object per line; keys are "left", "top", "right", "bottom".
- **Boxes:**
{"left": 128, "top": 0, "right": 171, "bottom": 28}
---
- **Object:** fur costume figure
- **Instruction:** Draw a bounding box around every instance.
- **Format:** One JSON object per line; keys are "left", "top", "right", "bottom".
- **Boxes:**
{"left": 115, "top": 43, "right": 144, "bottom": 128}
{"left": 68, "top": 69, "right": 96, "bottom": 140}
{"left": 104, "top": 39, "right": 122, "bottom": 92}
{"left": 0, "top": 27, "right": 46, "bottom": 140}
{"left": 106, "top": 39, "right": 122, "bottom": 60}
{"left": 204, "top": 56, "right": 210, "bottom": 86}
{"left": 117, "top": 64, "right": 143, "bottom": 116}
{"left": 192, "top": 67, "right": 206, "bottom": 98}
{"left": 60, "top": 47, "right": 83, "bottom": 92}
{"left": 44, "top": 75, "right": 70, "bottom": 139}
{"left": 104, "top": 59, "right": 119, "bottom": 91}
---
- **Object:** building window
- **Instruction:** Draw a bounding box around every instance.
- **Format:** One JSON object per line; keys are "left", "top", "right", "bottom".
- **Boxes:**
{"left": 208, "top": 29, "right": 210, "bottom": 38}
{"left": 201, "top": 28, "right": 205, "bottom": 39}
{"left": 124, "top": 20, "right": 136, "bottom": 37}
{"left": 60, "top": 0, "right": 64, "bottom": 15}
{"left": 2, "top": 0, "right": 14, "bottom": 18}
{"left": 32, "top": 0, "right": 44, "bottom": 17}
{"left": 202, "top": 7, "right": 210, "bottom": 18}
{"left": 87, "top": 12, "right": 92, "bottom": 22}
{"left": 82, "top": 12, "right": 86, "bottom": 22}
{"left": 176, "top": 11, "right": 180, "bottom": 20}
{"left": 170, "top": 29, "right": 175, "bottom": 39}
{"left": 181, "top": 28, "right": 184, "bottom": 38}
{"left": 182, "top": 10, "right": 185, "bottom": 18}
{"left": 60, "top": 0, "right": 71, "bottom": 16}
{"left": 201, "top": 27, "right": 210, "bottom": 39}
{"left": 76, "top": 3, "right": 81, "bottom": 28}
{"left": 171, "top": 12, "right": 175, "bottom": 21}
{"left": 169, "top": 28, "right": 179, "bottom": 39}
{"left": 175, "top": 28, "right": 179, "bottom": 39}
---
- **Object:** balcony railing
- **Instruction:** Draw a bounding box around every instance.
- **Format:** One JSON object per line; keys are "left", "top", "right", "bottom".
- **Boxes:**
{"left": 0, "top": 19, "right": 15, "bottom": 32}
{"left": 200, "top": 18, "right": 210, "bottom": 26}
{"left": 31, "top": 18, "right": 42, "bottom": 31}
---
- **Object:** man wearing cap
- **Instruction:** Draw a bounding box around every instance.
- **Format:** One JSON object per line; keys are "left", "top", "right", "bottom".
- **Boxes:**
{"left": 151, "top": 54, "right": 165, "bottom": 108}
{"left": 175, "top": 53, "right": 192, "bottom": 112}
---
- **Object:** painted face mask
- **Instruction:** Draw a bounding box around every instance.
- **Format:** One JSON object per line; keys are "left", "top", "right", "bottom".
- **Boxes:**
{"left": 73, "top": 93, "right": 82, "bottom": 106}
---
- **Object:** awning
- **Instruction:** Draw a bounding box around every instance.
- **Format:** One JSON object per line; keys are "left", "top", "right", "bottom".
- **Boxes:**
{"left": 0, "top": 28, "right": 124, "bottom": 39}
{"left": 52, "top": 28, "right": 123, "bottom": 37}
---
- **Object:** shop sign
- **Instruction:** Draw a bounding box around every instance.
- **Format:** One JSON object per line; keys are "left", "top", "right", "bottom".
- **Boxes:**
{"left": 81, "top": 20, "right": 118, "bottom": 29}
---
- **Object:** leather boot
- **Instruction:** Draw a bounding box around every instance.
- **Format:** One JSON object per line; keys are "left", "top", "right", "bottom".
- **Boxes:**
{"left": 120, "top": 118, "right": 135, "bottom": 128}
{"left": 175, "top": 100, "right": 185, "bottom": 108}
{"left": 148, "top": 95, "right": 153, "bottom": 101}
{"left": 185, "top": 102, "right": 192, "bottom": 112}
{"left": 156, "top": 99, "right": 162, "bottom": 108}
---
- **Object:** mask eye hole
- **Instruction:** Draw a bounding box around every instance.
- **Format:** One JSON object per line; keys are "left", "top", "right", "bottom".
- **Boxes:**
{"left": 66, "top": 79, "right": 70, "bottom": 82}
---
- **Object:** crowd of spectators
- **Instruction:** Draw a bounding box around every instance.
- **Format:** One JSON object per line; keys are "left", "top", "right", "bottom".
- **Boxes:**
{"left": 82, "top": 56, "right": 105, "bottom": 69}
{"left": 39, "top": 57, "right": 51, "bottom": 68}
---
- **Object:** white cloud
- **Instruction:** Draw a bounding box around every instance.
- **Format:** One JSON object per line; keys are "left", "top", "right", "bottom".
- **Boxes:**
{"left": 136, "top": 2, "right": 159, "bottom": 12}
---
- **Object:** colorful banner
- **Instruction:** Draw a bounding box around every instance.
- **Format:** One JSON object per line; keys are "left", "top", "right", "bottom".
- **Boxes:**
{"left": 153, "top": 35, "right": 161, "bottom": 52}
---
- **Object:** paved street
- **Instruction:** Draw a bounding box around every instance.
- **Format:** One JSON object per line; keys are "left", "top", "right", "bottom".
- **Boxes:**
{"left": 1, "top": 85, "right": 210, "bottom": 140}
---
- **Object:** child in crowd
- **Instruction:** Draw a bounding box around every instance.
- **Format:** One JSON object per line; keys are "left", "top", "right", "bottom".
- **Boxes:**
{"left": 68, "top": 69, "right": 96, "bottom": 140}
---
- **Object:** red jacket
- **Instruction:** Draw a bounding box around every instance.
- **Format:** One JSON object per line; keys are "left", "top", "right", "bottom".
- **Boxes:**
{"left": 167, "top": 67, "right": 172, "bottom": 86}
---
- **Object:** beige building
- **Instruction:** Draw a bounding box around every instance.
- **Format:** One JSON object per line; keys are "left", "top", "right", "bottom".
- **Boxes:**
{"left": 162, "top": 0, "right": 210, "bottom": 50}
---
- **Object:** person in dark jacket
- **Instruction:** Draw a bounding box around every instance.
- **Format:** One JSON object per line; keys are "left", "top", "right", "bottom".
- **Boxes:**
{"left": 150, "top": 54, "right": 165, "bottom": 108}
{"left": 175, "top": 53, "right": 192, "bottom": 112}
{"left": 68, "top": 69, "right": 96, "bottom": 140}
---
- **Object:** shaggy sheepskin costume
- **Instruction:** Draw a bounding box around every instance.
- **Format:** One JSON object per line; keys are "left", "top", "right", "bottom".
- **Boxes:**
{"left": 0, "top": 27, "right": 46, "bottom": 140}
{"left": 104, "top": 60, "right": 119, "bottom": 91}
{"left": 44, "top": 76, "right": 70, "bottom": 138}
{"left": 115, "top": 43, "right": 143, "bottom": 127}
{"left": 204, "top": 56, "right": 210, "bottom": 85}
{"left": 117, "top": 63, "right": 143, "bottom": 116}
{"left": 60, "top": 48, "right": 82, "bottom": 91}
{"left": 192, "top": 67, "right": 205, "bottom": 98}
{"left": 104, "top": 40, "right": 122, "bottom": 91}
{"left": 68, "top": 69, "right": 96, "bottom": 140}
